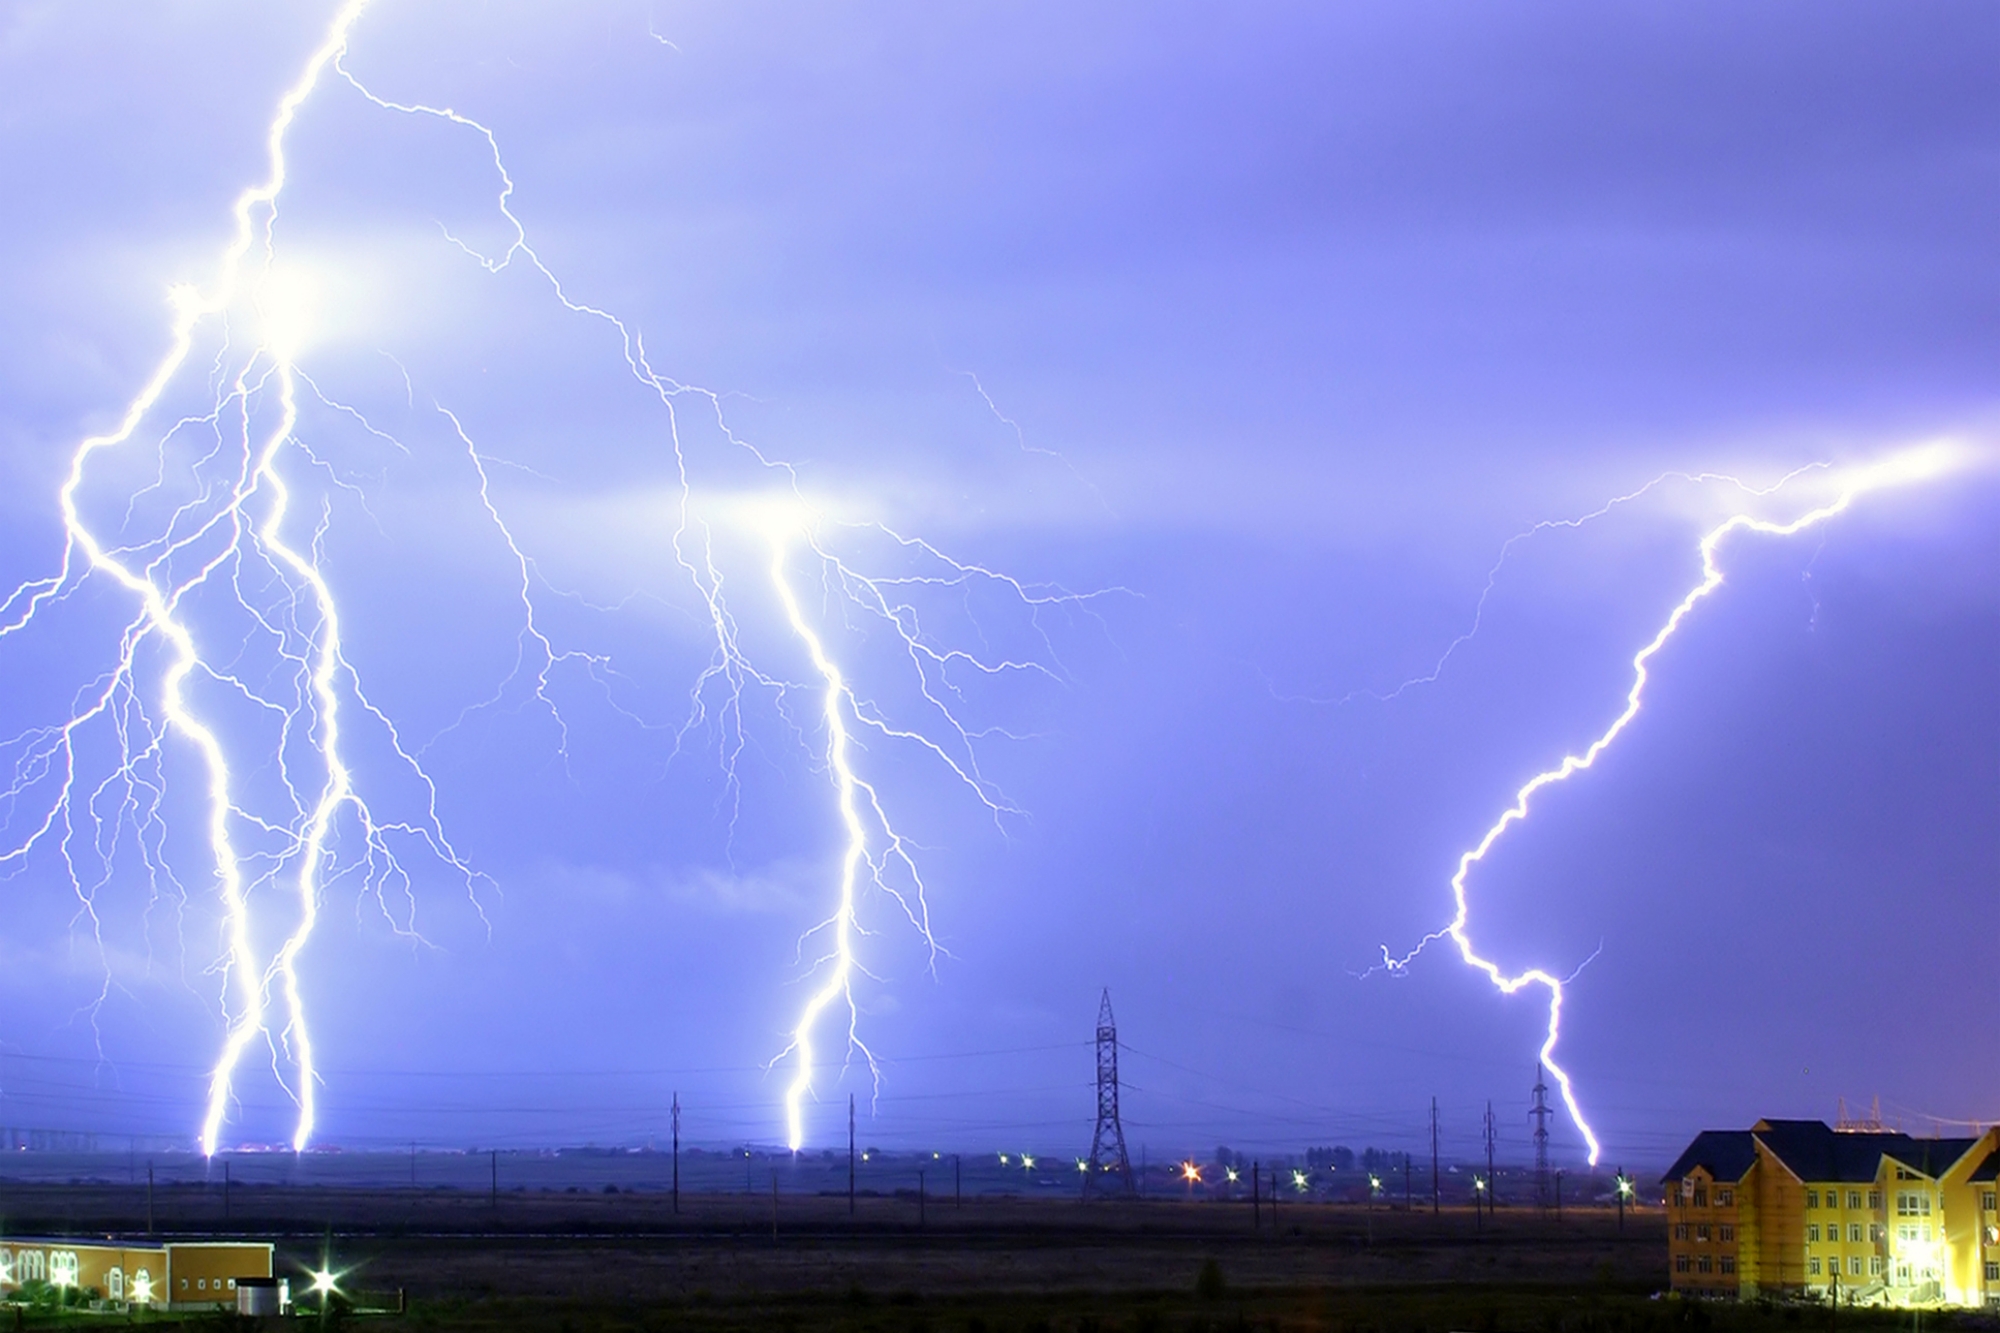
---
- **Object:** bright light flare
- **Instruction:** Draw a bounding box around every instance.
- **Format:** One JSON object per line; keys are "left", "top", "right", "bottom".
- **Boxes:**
{"left": 1379, "top": 441, "right": 1976, "bottom": 1167}
{"left": 1180, "top": 1160, "right": 1202, "bottom": 1184}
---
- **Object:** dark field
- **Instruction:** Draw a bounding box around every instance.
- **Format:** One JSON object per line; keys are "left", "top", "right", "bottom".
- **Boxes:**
{"left": 0, "top": 1183, "right": 1968, "bottom": 1331}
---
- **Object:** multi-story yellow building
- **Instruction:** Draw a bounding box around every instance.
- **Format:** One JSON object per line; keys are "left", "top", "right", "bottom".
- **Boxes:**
{"left": 1664, "top": 1118, "right": 2000, "bottom": 1307}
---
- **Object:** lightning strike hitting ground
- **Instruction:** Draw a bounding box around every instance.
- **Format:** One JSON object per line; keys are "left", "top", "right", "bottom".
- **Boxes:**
{"left": 1, "top": 3, "right": 1095, "bottom": 1151}
{"left": 323, "top": 64, "right": 1100, "bottom": 1147}
{"left": 1379, "top": 441, "right": 1969, "bottom": 1165}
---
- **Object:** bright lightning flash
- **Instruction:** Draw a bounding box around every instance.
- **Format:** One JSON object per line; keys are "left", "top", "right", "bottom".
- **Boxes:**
{"left": 236, "top": 15, "right": 1100, "bottom": 1153}
{"left": 5, "top": 3, "right": 1100, "bottom": 1155}
{"left": 1381, "top": 439, "right": 1972, "bottom": 1165}
{"left": 0, "top": 0, "right": 482, "bottom": 1154}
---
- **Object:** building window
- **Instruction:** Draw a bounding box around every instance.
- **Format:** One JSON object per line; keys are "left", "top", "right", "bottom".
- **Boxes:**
{"left": 1849, "top": 1223, "right": 1862, "bottom": 1243}
{"left": 1671, "top": 1186, "right": 1683, "bottom": 1206}
{"left": 1693, "top": 1188, "right": 1707, "bottom": 1207}
{"left": 1848, "top": 1191, "right": 1861, "bottom": 1210}
{"left": 1808, "top": 1190, "right": 1820, "bottom": 1209}
{"left": 1697, "top": 1255, "right": 1713, "bottom": 1274}
{"left": 1717, "top": 1188, "right": 1733, "bottom": 1207}
{"left": 198, "top": 1279, "right": 207, "bottom": 1291}
{"left": 1869, "top": 1191, "right": 1882, "bottom": 1210}
{"left": 1673, "top": 1224, "right": 1688, "bottom": 1241}
{"left": 1897, "top": 1224, "right": 1915, "bottom": 1243}
{"left": 1697, "top": 1225, "right": 1711, "bottom": 1242}
{"left": 1808, "top": 1224, "right": 1821, "bottom": 1242}
{"left": 1986, "top": 1262, "right": 1999, "bottom": 1283}
{"left": 1810, "top": 1258, "right": 1822, "bottom": 1277}
{"left": 1871, "top": 1224, "right": 1884, "bottom": 1242}
{"left": 1675, "top": 1255, "right": 1691, "bottom": 1274}
{"left": 1719, "top": 1225, "right": 1734, "bottom": 1242}
{"left": 1850, "top": 1256, "right": 1862, "bottom": 1277}
{"left": 1720, "top": 1257, "right": 1736, "bottom": 1275}
{"left": 1870, "top": 1257, "right": 1882, "bottom": 1277}
{"left": 1897, "top": 1191, "right": 1933, "bottom": 1217}
{"left": 1985, "top": 1191, "right": 1998, "bottom": 1214}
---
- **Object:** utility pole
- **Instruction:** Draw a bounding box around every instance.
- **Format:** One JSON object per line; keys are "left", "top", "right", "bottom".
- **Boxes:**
{"left": 1252, "top": 1158, "right": 1261, "bottom": 1231}
{"left": 1554, "top": 1168, "right": 1565, "bottom": 1222}
{"left": 1430, "top": 1097, "right": 1440, "bottom": 1217}
{"left": 1484, "top": 1101, "right": 1497, "bottom": 1215}
{"left": 1270, "top": 1165, "right": 1279, "bottom": 1225}
{"left": 1530, "top": 1064, "right": 1552, "bottom": 1215}
{"left": 918, "top": 1170, "right": 926, "bottom": 1228}
{"left": 848, "top": 1094, "right": 857, "bottom": 1217}
{"left": 1616, "top": 1166, "right": 1627, "bottom": 1231}
{"left": 671, "top": 1092, "right": 681, "bottom": 1216}
{"left": 1083, "top": 989, "right": 1136, "bottom": 1197}
{"left": 1403, "top": 1154, "right": 1411, "bottom": 1211}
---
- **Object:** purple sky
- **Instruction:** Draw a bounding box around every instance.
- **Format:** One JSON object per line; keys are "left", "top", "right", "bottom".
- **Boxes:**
{"left": 0, "top": 1, "right": 1995, "bottom": 1169}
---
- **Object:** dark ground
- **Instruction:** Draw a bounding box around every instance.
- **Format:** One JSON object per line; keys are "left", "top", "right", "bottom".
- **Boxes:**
{"left": 0, "top": 1184, "right": 1975, "bottom": 1330}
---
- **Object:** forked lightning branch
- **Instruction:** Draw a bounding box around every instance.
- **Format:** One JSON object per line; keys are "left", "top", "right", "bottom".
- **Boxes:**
{"left": 0, "top": 1, "right": 1095, "bottom": 1153}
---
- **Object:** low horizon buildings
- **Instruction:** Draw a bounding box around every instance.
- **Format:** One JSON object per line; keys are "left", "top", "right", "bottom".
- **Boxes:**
{"left": 0, "top": 1238, "right": 273, "bottom": 1311}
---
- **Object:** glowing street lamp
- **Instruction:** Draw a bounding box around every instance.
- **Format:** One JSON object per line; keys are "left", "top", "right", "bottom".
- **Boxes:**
{"left": 1615, "top": 1169, "right": 1634, "bottom": 1230}
{"left": 1369, "top": 1174, "right": 1383, "bottom": 1209}
{"left": 1291, "top": 1169, "right": 1308, "bottom": 1194}
{"left": 1020, "top": 1154, "right": 1035, "bottom": 1171}
{"left": 1181, "top": 1160, "right": 1201, "bottom": 1198}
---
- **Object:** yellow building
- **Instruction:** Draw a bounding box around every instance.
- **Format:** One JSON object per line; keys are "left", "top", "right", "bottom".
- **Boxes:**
{"left": 0, "top": 1238, "right": 273, "bottom": 1311}
{"left": 1664, "top": 1119, "right": 2000, "bottom": 1307}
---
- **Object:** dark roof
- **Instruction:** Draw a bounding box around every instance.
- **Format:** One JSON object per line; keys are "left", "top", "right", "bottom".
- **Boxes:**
{"left": 1661, "top": 1130, "right": 1758, "bottom": 1186}
{"left": 1696, "top": 1119, "right": 1986, "bottom": 1184}
{"left": 1883, "top": 1138, "right": 1982, "bottom": 1179}
{"left": 1968, "top": 1151, "right": 2000, "bottom": 1183}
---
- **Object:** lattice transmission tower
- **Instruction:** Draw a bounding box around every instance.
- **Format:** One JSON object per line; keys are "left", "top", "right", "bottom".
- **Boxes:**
{"left": 1084, "top": 988, "right": 1135, "bottom": 1197}
{"left": 1530, "top": 1063, "right": 1553, "bottom": 1213}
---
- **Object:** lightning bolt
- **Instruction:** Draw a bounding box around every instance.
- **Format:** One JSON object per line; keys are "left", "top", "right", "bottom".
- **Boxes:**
{"left": 3, "top": 0, "right": 1100, "bottom": 1153}
{"left": 0, "top": 0, "right": 488, "bottom": 1154}
{"left": 318, "top": 59, "right": 1104, "bottom": 1147}
{"left": 1380, "top": 440, "right": 1972, "bottom": 1165}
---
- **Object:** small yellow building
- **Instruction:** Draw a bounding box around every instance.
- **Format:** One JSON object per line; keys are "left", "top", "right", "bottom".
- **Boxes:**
{"left": 1664, "top": 1118, "right": 2000, "bottom": 1307}
{"left": 0, "top": 1237, "right": 272, "bottom": 1311}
